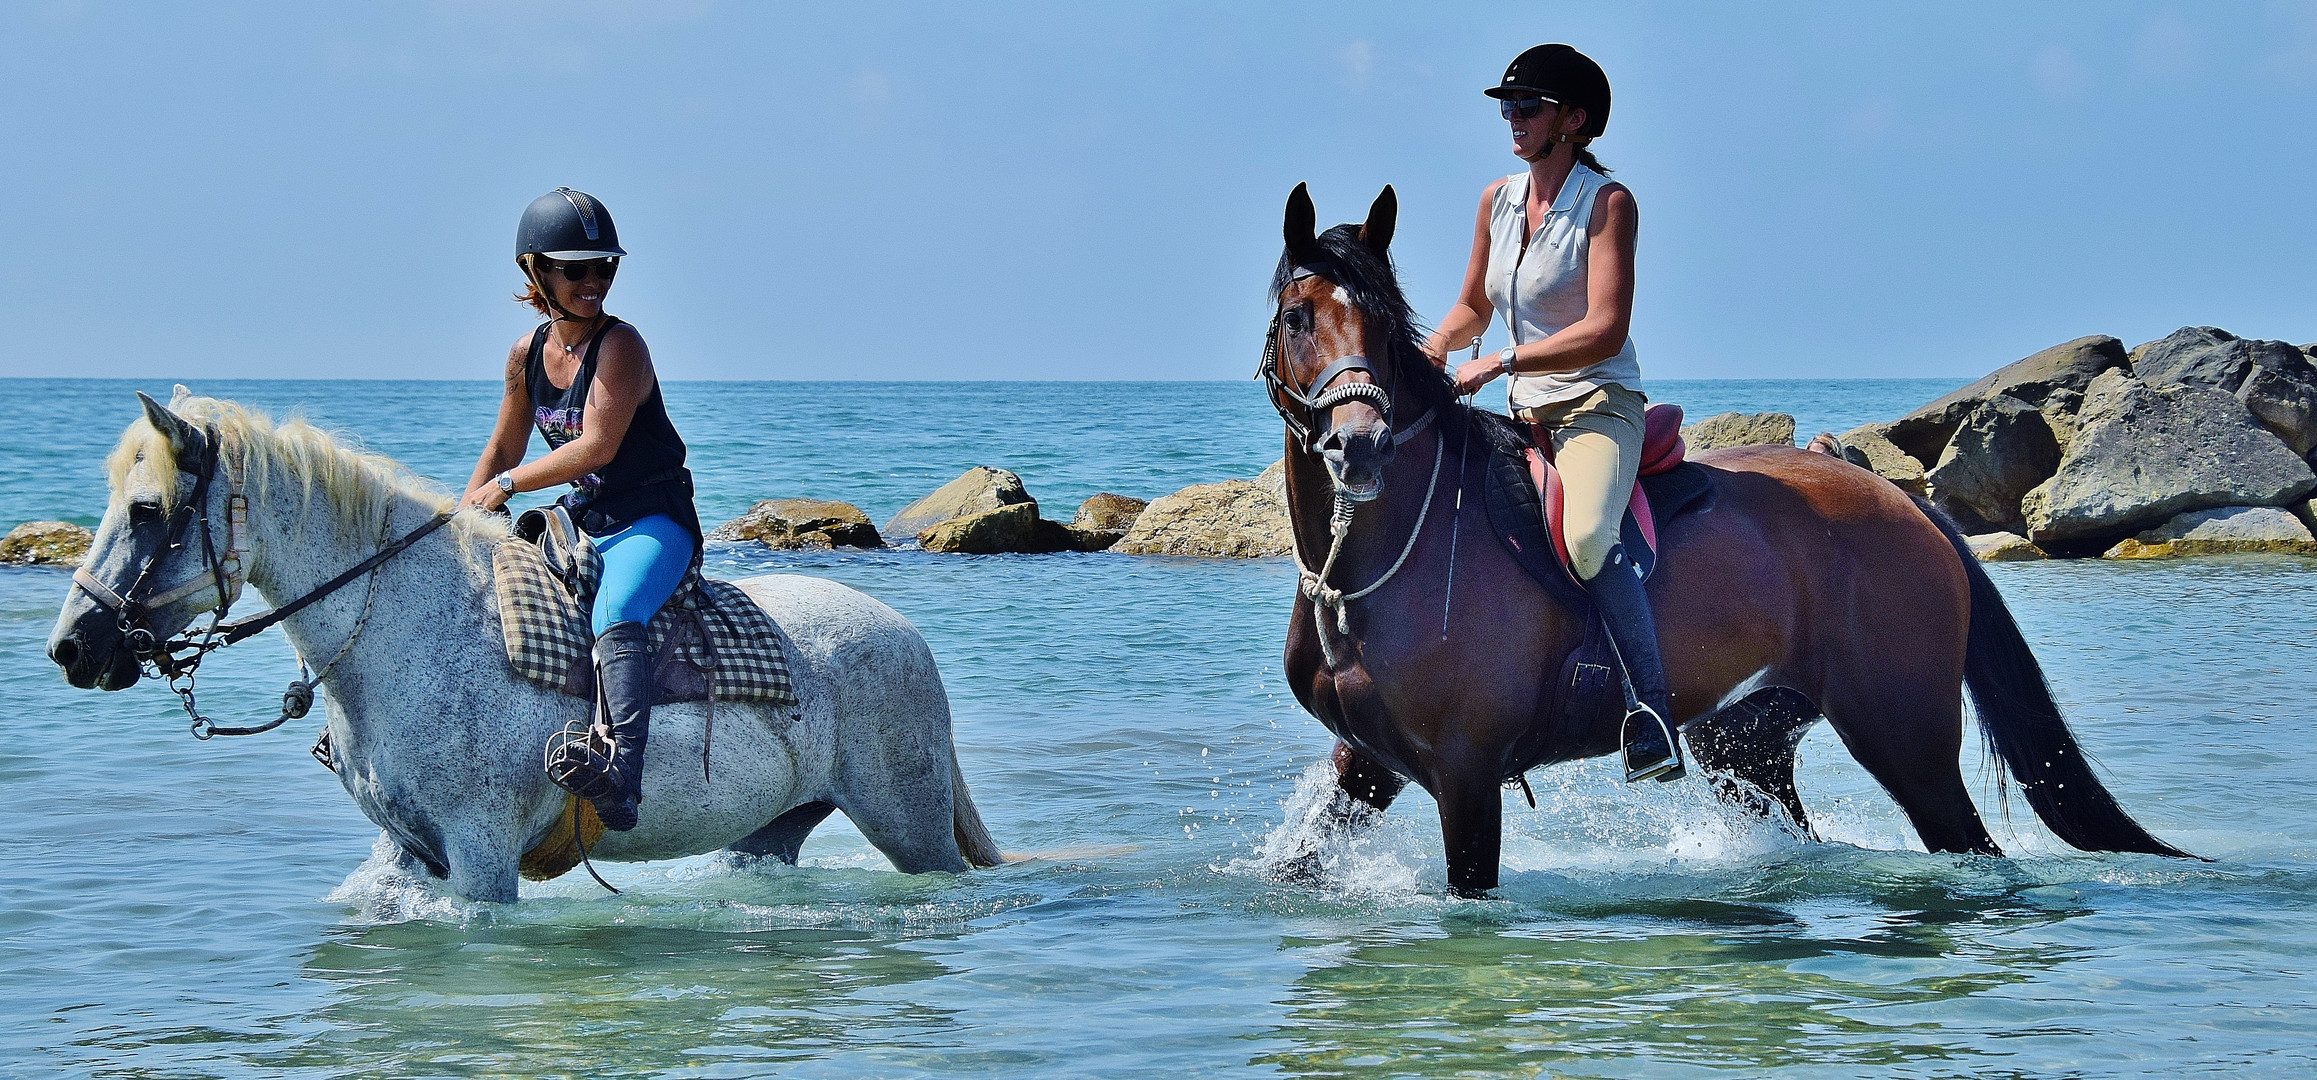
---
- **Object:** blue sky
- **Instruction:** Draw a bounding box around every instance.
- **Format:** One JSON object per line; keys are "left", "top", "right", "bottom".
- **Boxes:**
{"left": 2, "top": 3, "right": 2312, "bottom": 381}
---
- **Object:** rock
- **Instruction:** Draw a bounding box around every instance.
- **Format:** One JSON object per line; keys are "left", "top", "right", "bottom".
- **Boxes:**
{"left": 916, "top": 503, "right": 1041, "bottom": 554}
{"left": 1070, "top": 493, "right": 1146, "bottom": 534}
{"left": 708, "top": 498, "right": 881, "bottom": 549}
{"left": 2102, "top": 506, "right": 2317, "bottom": 558}
{"left": 1886, "top": 335, "right": 2128, "bottom": 466}
{"left": 1256, "top": 458, "right": 1287, "bottom": 501}
{"left": 0, "top": 521, "right": 91, "bottom": 566}
{"left": 2020, "top": 372, "right": 2317, "bottom": 548}
{"left": 1112, "top": 478, "right": 1293, "bottom": 558}
{"left": 1966, "top": 531, "right": 2047, "bottom": 561}
{"left": 884, "top": 467, "right": 1032, "bottom": 539}
{"left": 1836, "top": 423, "right": 1927, "bottom": 494}
{"left": 2129, "top": 326, "right": 2317, "bottom": 457}
{"left": 1681, "top": 412, "right": 1795, "bottom": 451}
{"left": 1924, "top": 395, "right": 2060, "bottom": 534}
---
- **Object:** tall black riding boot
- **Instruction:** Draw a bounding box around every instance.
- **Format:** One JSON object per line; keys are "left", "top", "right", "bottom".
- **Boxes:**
{"left": 1583, "top": 545, "right": 1686, "bottom": 783}
{"left": 547, "top": 620, "right": 654, "bottom": 831}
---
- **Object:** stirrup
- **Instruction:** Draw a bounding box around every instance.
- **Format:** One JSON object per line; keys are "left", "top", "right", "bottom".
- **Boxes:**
{"left": 544, "top": 715, "right": 622, "bottom": 801}
{"left": 1620, "top": 703, "right": 1686, "bottom": 784}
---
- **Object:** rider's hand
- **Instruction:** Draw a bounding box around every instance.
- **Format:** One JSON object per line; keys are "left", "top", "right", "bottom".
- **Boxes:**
{"left": 459, "top": 484, "right": 511, "bottom": 513}
{"left": 1452, "top": 357, "right": 1499, "bottom": 395}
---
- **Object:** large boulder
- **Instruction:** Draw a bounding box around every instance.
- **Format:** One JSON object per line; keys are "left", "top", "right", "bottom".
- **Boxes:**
{"left": 1835, "top": 423, "right": 1926, "bottom": 494}
{"left": 2020, "top": 371, "right": 2317, "bottom": 548}
{"left": 1923, "top": 395, "right": 2060, "bottom": 534}
{"left": 1112, "top": 478, "right": 1292, "bottom": 558}
{"left": 709, "top": 499, "right": 882, "bottom": 549}
{"left": 2102, "top": 506, "right": 2317, "bottom": 558}
{"left": 0, "top": 521, "right": 91, "bottom": 566}
{"left": 884, "top": 467, "right": 1032, "bottom": 539}
{"left": 1067, "top": 493, "right": 1147, "bottom": 551}
{"left": 2129, "top": 326, "right": 2317, "bottom": 457}
{"left": 1681, "top": 412, "right": 1795, "bottom": 451}
{"left": 1886, "top": 335, "right": 2128, "bottom": 466}
{"left": 917, "top": 503, "right": 1041, "bottom": 554}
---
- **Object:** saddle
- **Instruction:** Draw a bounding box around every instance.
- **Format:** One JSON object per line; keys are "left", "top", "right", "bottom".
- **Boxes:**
{"left": 492, "top": 506, "right": 796, "bottom": 709}
{"left": 1475, "top": 402, "right": 1718, "bottom": 766}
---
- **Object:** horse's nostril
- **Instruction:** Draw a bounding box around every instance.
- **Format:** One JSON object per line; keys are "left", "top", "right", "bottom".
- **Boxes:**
{"left": 51, "top": 636, "right": 80, "bottom": 669}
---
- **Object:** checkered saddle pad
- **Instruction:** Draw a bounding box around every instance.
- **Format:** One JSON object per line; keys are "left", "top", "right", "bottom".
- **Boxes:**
{"left": 493, "top": 537, "right": 796, "bottom": 707}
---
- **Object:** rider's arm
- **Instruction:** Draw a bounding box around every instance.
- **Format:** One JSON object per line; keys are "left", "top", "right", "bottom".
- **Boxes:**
{"left": 459, "top": 341, "right": 536, "bottom": 505}
{"left": 1508, "top": 184, "right": 1636, "bottom": 376}
{"left": 1422, "top": 179, "right": 1504, "bottom": 365}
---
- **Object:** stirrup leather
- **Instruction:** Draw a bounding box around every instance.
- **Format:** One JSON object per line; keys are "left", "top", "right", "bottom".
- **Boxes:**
{"left": 1620, "top": 701, "right": 1685, "bottom": 784}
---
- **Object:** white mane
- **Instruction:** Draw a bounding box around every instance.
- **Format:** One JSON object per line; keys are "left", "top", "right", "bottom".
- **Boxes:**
{"left": 104, "top": 392, "right": 509, "bottom": 556}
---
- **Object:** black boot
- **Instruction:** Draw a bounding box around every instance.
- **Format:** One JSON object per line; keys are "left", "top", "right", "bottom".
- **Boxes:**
{"left": 546, "top": 621, "right": 654, "bottom": 830}
{"left": 1583, "top": 545, "right": 1685, "bottom": 783}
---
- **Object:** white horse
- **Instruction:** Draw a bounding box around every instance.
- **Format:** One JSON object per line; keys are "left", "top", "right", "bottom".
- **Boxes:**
{"left": 48, "top": 389, "right": 1002, "bottom": 902}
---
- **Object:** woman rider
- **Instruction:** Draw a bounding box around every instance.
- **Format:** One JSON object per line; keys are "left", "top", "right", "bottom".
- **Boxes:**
{"left": 1421, "top": 44, "right": 1683, "bottom": 785}
{"left": 459, "top": 187, "right": 702, "bottom": 831}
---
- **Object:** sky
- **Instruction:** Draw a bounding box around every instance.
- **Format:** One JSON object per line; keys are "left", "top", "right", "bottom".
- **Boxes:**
{"left": 2, "top": 2, "right": 2313, "bottom": 382}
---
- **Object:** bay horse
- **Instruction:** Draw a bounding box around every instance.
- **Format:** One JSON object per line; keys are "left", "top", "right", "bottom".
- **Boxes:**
{"left": 48, "top": 389, "right": 1001, "bottom": 902}
{"left": 1263, "top": 184, "right": 2187, "bottom": 896}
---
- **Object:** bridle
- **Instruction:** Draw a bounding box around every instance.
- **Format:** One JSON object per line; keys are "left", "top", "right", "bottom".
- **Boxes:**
{"left": 1258, "top": 262, "right": 1445, "bottom": 669}
{"left": 70, "top": 425, "right": 453, "bottom": 741}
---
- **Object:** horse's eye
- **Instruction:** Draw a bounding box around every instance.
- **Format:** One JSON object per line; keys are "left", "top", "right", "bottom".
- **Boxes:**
{"left": 1282, "top": 309, "right": 1306, "bottom": 334}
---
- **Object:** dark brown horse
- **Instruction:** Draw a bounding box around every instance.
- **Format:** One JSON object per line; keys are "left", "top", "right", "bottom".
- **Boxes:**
{"left": 1264, "top": 184, "right": 2187, "bottom": 896}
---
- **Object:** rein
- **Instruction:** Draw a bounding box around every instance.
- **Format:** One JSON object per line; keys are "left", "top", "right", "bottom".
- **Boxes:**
{"left": 71, "top": 427, "right": 454, "bottom": 740}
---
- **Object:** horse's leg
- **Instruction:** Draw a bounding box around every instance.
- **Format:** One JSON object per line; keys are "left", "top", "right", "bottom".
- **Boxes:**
{"left": 440, "top": 826, "right": 521, "bottom": 903}
{"left": 1820, "top": 676, "right": 2001, "bottom": 856}
{"left": 1268, "top": 743, "right": 1406, "bottom": 883}
{"left": 1686, "top": 686, "right": 1820, "bottom": 837}
{"left": 1433, "top": 764, "right": 1503, "bottom": 898}
{"left": 729, "top": 802, "right": 837, "bottom": 865}
{"left": 1332, "top": 741, "right": 1408, "bottom": 810}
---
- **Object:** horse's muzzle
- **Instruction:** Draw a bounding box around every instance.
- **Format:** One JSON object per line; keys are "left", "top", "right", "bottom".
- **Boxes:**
{"left": 1322, "top": 424, "right": 1396, "bottom": 502}
{"left": 48, "top": 621, "right": 140, "bottom": 691}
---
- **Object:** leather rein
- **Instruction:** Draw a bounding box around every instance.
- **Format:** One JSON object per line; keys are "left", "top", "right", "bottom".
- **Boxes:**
{"left": 1259, "top": 264, "right": 1443, "bottom": 669}
{"left": 71, "top": 427, "right": 453, "bottom": 740}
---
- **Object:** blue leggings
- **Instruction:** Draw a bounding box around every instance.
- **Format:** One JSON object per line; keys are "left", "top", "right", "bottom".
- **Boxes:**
{"left": 592, "top": 514, "right": 695, "bottom": 636}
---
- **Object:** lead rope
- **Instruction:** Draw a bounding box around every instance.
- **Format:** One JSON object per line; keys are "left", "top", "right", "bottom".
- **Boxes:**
{"left": 197, "top": 516, "right": 389, "bottom": 740}
{"left": 1294, "top": 429, "right": 1445, "bottom": 669}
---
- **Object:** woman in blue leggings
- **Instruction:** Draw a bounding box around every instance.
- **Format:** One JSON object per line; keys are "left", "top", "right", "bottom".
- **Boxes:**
{"left": 460, "top": 188, "right": 702, "bottom": 832}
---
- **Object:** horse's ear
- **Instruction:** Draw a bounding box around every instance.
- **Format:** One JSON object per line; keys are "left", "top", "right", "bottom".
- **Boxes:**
{"left": 1359, "top": 185, "right": 1397, "bottom": 257}
{"left": 136, "top": 390, "right": 202, "bottom": 460}
{"left": 1284, "top": 182, "right": 1317, "bottom": 260}
{"left": 169, "top": 384, "right": 195, "bottom": 408}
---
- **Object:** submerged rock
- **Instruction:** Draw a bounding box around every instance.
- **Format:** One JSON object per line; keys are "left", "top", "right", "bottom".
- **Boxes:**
{"left": 1886, "top": 335, "right": 2127, "bottom": 466}
{"left": 2021, "top": 371, "right": 2317, "bottom": 548}
{"left": 0, "top": 521, "right": 91, "bottom": 566}
{"left": 1681, "top": 412, "right": 1795, "bottom": 451}
{"left": 2102, "top": 506, "right": 2317, "bottom": 558}
{"left": 1066, "top": 493, "right": 1146, "bottom": 551}
{"left": 2130, "top": 326, "right": 2317, "bottom": 457}
{"left": 1112, "top": 477, "right": 1292, "bottom": 558}
{"left": 1835, "top": 422, "right": 1927, "bottom": 494}
{"left": 1925, "top": 395, "right": 2060, "bottom": 534}
{"left": 1966, "top": 531, "right": 2047, "bottom": 561}
{"left": 709, "top": 499, "right": 882, "bottom": 549}
{"left": 884, "top": 467, "right": 1032, "bottom": 540}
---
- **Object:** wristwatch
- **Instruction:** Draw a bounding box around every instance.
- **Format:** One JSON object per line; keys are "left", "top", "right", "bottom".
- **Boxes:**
{"left": 493, "top": 471, "right": 517, "bottom": 495}
{"left": 1497, "top": 346, "right": 1518, "bottom": 375}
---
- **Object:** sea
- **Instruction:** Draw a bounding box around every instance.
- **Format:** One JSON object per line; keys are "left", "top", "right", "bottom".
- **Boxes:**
{"left": 2, "top": 378, "right": 2312, "bottom": 1078}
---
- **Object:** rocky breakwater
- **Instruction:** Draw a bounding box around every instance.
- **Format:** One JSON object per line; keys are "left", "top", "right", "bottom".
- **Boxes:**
{"left": 887, "top": 467, "right": 1137, "bottom": 554}
{"left": 0, "top": 521, "right": 92, "bottom": 566}
{"left": 1858, "top": 328, "right": 2317, "bottom": 559}
{"left": 1113, "top": 460, "right": 1293, "bottom": 558}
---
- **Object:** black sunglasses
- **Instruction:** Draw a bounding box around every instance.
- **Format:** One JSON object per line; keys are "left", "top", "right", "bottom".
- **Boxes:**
{"left": 546, "top": 257, "right": 619, "bottom": 282}
{"left": 1499, "top": 97, "right": 1552, "bottom": 121}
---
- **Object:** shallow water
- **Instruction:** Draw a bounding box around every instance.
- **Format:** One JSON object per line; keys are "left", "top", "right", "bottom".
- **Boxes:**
{"left": 5, "top": 379, "right": 2313, "bottom": 1078}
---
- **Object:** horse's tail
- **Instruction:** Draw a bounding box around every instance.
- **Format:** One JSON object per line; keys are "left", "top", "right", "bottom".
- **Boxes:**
{"left": 950, "top": 753, "right": 1005, "bottom": 868}
{"left": 1916, "top": 498, "right": 2193, "bottom": 858}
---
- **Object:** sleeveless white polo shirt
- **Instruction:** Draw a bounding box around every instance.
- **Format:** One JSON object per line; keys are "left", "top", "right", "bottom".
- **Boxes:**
{"left": 1484, "top": 161, "right": 1641, "bottom": 410}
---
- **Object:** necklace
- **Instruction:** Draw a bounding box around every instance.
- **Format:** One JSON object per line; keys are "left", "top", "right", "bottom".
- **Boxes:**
{"left": 552, "top": 315, "right": 602, "bottom": 359}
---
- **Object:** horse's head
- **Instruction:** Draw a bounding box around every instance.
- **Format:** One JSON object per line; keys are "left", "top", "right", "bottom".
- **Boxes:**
{"left": 1263, "top": 183, "right": 1440, "bottom": 502}
{"left": 49, "top": 388, "right": 246, "bottom": 691}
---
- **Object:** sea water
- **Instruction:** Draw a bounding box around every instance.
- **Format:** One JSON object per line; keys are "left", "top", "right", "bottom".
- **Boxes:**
{"left": 2, "top": 379, "right": 2312, "bottom": 1078}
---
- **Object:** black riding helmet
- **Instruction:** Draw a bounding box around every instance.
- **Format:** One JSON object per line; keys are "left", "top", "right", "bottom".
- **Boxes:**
{"left": 1486, "top": 43, "right": 1611, "bottom": 140}
{"left": 516, "top": 187, "right": 626, "bottom": 263}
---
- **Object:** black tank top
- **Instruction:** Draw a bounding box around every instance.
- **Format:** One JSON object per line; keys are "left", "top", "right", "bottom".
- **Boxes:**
{"left": 525, "top": 317, "right": 700, "bottom": 544}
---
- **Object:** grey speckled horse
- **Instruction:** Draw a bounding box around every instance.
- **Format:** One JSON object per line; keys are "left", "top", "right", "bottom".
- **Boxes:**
{"left": 48, "top": 389, "right": 1002, "bottom": 902}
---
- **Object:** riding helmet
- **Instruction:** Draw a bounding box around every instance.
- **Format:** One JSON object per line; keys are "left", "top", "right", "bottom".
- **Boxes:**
{"left": 515, "top": 187, "right": 627, "bottom": 263}
{"left": 1486, "top": 44, "right": 1611, "bottom": 140}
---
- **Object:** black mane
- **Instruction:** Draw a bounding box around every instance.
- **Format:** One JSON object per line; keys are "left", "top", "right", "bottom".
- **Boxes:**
{"left": 1272, "top": 223, "right": 1518, "bottom": 456}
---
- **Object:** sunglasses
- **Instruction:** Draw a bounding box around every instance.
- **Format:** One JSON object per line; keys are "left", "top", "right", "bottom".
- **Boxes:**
{"left": 1499, "top": 97, "right": 1552, "bottom": 121}
{"left": 546, "top": 257, "right": 619, "bottom": 282}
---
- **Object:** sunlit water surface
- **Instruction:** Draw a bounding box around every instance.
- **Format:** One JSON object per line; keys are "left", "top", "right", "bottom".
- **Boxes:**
{"left": 3, "top": 379, "right": 2311, "bottom": 1078}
